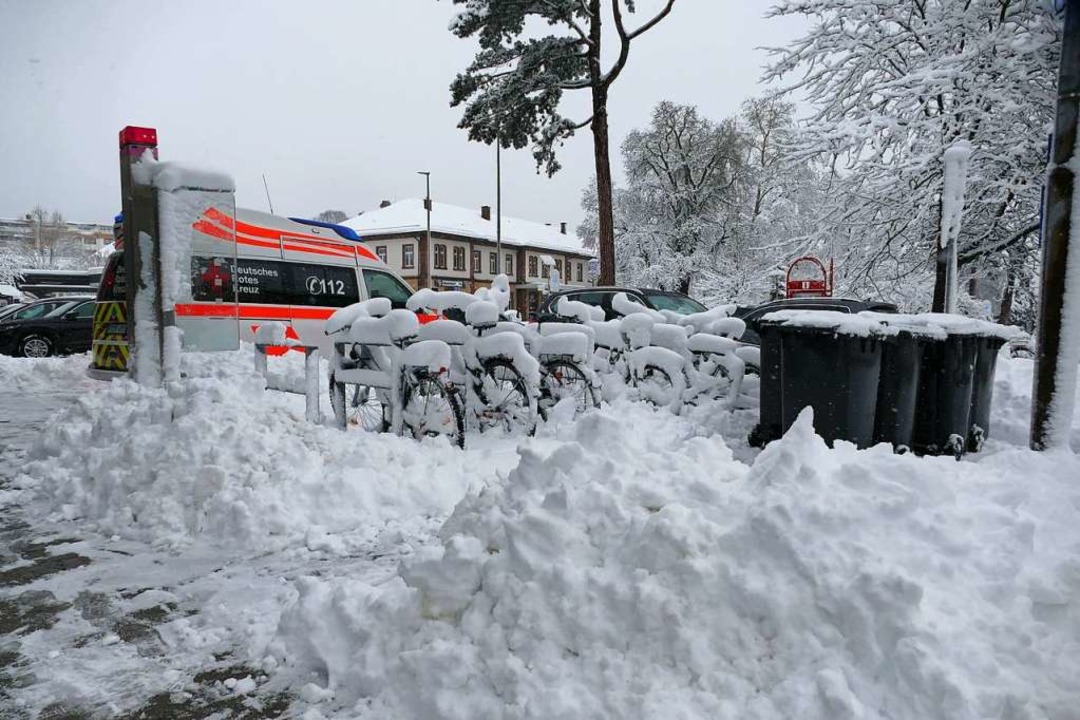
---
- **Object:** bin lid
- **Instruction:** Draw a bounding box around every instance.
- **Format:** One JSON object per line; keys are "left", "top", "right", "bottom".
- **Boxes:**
{"left": 915, "top": 313, "right": 1023, "bottom": 340}
{"left": 862, "top": 312, "right": 1022, "bottom": 340}
{"left": 858, "top": 312, "right": 948, "bottom": 340}
{"left": 760, "top": 309, "right": 898, "bottom": 338}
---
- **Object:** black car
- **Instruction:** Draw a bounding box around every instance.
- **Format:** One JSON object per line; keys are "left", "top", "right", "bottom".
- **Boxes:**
{"left": 0, "top": 297, "right": 97, "bottom": 358}
{"left": 0, "top": 303, "right": 27, "bottom": 323}
{"left": 0, "top": 297, "right": 83, "bottom": 325}
{"left": 538, "top": 286, "right": 708, "bottom": 321}
{"left": 733, "top": 297, "right": 898, "bottom": 345}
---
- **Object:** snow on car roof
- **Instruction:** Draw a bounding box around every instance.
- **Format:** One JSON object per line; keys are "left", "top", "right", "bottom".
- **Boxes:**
{"left": 341, "top": 199, "right": 591, "bottom": 256}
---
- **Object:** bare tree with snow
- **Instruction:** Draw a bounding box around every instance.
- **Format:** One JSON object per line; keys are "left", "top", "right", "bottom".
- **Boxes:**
{"left": 314, "top": 209, "right": 348, "bottom": 224}
{"left": 766, "top": 0, "right": 1061, "bottom": 314}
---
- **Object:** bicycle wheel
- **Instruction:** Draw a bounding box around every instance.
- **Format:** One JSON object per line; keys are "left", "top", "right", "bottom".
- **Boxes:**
{"left": 399, "top": 371, "right": 465, "bottom": 448}
{"left": 476, "top": 357, "right": 536, "bottom": 434}
{"left": 329, "top": 373, "right": 388, "bottom": 432}
{"left": 539, "top": 360, "right": 598, "bottom": 420}
{"left": 636, "top": 364, "right": 677, "bottom": 407}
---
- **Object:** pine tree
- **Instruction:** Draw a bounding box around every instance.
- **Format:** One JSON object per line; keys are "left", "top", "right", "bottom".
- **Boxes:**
{"left": 448, "top": 0, "right": 677, "bottom": 285}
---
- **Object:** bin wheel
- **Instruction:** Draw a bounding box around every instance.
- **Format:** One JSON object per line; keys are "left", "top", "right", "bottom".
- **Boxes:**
{"left": 946, "top": 433, "right": 965, "bottom": 461}
{"left": 968, "top": 425, "right": 985, "bottom": 453}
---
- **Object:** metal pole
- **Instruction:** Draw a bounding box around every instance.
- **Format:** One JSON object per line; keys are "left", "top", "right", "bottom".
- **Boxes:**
{"left": 496, "top": 142, "right": 502, "bottom": 264}
{"left": 262, "top": 174, "right": 275, "bottom": 215}
{"left": 1032, "top": 0, "right": 1080, "bottom": 450}
{"left": 418, "top": 171, "right": 431, "bottom": 288}
{"left": 941, "top": 140, "right": 972, "bottom": 314}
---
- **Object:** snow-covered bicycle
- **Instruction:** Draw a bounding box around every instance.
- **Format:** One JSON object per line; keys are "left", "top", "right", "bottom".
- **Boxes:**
{"left": 327, "top": 300, "right": 465, "bottom": 448}
{"left": 409, "top": 287, "right": 539, "bottom": 437}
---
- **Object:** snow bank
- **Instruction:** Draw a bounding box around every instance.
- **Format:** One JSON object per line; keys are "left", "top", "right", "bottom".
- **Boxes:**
{"left": 19, "top": 350, "right": 484, "bottom": 551}
{"left": 0, "top": 353, "right": 99, "bottom": 394}
{"left": 273, "top": 405, "right": 1080, "bottom": 719}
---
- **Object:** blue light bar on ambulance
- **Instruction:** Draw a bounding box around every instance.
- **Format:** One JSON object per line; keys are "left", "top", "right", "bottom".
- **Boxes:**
{"left": 288, "top": 217, "right": 362, "bottom": 242}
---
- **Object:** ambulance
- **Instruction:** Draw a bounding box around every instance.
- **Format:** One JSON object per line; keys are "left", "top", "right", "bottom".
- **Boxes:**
{"left": 90, "top": 206, "right": 416, "bottom": 376}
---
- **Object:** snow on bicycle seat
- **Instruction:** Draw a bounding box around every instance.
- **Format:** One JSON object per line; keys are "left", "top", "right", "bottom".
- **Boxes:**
{"left": 465, "top": 300, "right": 500, "bottom": 329}
{"left": 326, "top": 297, "right": 392, "bottom": 336}
{"left": 555, "top": 296, "right": 603, "bottom": 323}
{"left": 687, "top": 334, "right": 738, "bottom": 355}
{"left": 706, "top": 317, "right": 746, "bottom": 340}
{"left": 407, "top": 289, "right": 479, "bottom": 314}
{"left": 649, "top": 323, "right": 692, "bottom": 355}
{"left": 538, "top": 321, "right": 595, "bottom": 355}
{"left": 386, "top": 309, "right": 421, "bottom": 344}
{"left": 537, "top": 332, "right": 591, "bottom": 364}
{"left": 417, "top": 319, "right": 470, "bottom": 346}
{"left": 676, "top": 305, "right": 737, "bottom": 334}
{"left": 620, "top": 313, "right": 656, "bottom": 349}
{"left": 588, "top": 320, "right": 624, "bottom": 351}
{"left": 400, "top": 339, "right": 452, "bottom": 373}
{"left": 612, "top": 292, "right": 663, "bottom": 320}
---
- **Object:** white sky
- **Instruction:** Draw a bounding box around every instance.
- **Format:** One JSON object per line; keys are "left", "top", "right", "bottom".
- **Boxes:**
{"left": 0, "top": 0, "right": 807, "bottom": 230}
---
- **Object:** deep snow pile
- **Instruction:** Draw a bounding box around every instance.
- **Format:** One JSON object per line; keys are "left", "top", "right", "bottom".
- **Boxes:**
{"left": 0, "top": 353, "right": 100, "bottom": 394}
{"left": 10, "top": 350, "right": 1080, "bottom": 719}
{"left": 19, "top": 349, "right": 500, "bottom": 551}
{"left": 272, "top": 402, "right": 1080, "bottom": 719}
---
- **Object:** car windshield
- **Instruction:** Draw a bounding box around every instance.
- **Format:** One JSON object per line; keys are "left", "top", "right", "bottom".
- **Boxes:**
{"left": 641, "top": 291, "right": 707, "bottom": 314}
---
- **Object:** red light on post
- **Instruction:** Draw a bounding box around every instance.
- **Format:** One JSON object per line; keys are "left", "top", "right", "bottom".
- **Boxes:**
{"left": 119, "top": 126, "right": 158, "bottom": 147}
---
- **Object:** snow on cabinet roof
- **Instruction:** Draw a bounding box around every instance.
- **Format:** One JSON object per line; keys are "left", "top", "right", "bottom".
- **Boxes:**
{"left": 342, "top": 199, "right": 591, "bottom": 256}
{"left": 132, "top": 155, "right": 235, "bottom": 193}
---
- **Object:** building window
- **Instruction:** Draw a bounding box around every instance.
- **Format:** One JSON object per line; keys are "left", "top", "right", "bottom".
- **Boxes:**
{"left": 577, "top": 262, "right": 583, "bottom": 283}
{"left": 472, "top": 249, "right": 481, "bottom": 273}
{"left": 489, "top": 252, "right": 497, "bottom": 275}
{"left": 453, "top": 246, "right": 465, "bottom": 271}
{"left": 434, "top": 243, "right": 447, "bottom": 270}
{"left": 541, "top": 261, "right": 550, "bottom": 279}
{"left": 504, "top": 254, "right": 513, "bottom": 276}
{"left": 402, "top": 244, "right": 415, "bottom": 269}
{"left": 528, "top": 256, "right": 538, "bottom": 277}
{"left": 555, "top": 258, "right": 563, "bottom": 276}
{"left": 375, "top": 245, "right": 387, "bottom": 264}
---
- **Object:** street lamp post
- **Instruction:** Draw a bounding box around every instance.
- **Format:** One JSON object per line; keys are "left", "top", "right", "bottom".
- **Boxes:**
{"left": 418, "top": 171, "right": 431, "bottom": 288}
{"left": 496, "top": 143, "right": 502, "bottom": 265}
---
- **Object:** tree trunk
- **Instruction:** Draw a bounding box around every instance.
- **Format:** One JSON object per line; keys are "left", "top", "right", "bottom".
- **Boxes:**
{"left": 588, "top": 0, "right": 616, "bottom": 286}
{"left": 931, "top": 195, "right": 947, "bottom": 312}
{"left": 998, "top": 260, "right": 1017, "bottom": 325}
{"left": 592, "top": 96, "right": 615, "bottom": 286}
{"left": 678, "top": 274, "right": 691, "bottom": 295}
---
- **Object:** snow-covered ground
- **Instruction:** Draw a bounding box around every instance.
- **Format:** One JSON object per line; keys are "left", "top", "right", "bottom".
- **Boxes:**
{"left": 1, "top": 348, "right": 1079, "bottom": 718}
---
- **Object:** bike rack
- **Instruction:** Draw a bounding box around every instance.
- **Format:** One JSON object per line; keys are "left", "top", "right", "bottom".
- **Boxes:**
{"left": 253, "top": 321, "right": 321, "bottom": 423}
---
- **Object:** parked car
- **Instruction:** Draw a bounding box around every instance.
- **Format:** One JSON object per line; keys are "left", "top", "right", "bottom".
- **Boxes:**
{"left": 0, "top": 303, "right": 28, "bottom": 323}
{"left": 733, "top": 297, "right": 898, "bottom": 345}
{"left": 0, "top": 297, "right": 86, "bottom": 326}
{"left": 537, "top": 286, "right": 708, "bottom": 321}
{"left": 0, "top": 297, "right": 97, "bottom": 358}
